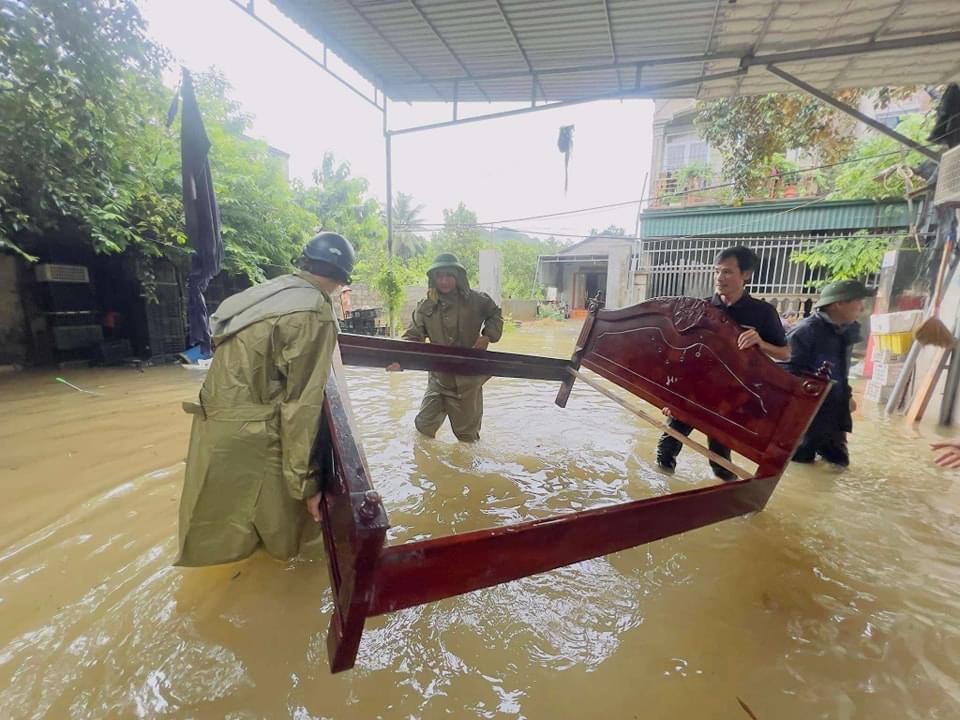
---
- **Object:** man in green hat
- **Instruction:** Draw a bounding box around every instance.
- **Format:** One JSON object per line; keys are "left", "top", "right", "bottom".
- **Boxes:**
{"left": 176, "top": 232, "right": 356, "bottom": 566}
{"left": 784, "top": 279, "right": 875, "bottom": 466}
{"left": 389, "top": 253, "right": 503, "bottom": 442}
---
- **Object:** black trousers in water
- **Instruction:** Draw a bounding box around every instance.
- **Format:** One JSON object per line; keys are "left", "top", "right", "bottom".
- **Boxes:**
{"left": 792, "top": 429, "right": 849, "bottom": 466}
{"left": 656, "top": 418, "right": 734, "bottom": 479}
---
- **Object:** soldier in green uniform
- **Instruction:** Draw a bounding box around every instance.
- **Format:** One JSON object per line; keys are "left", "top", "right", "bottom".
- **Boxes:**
{"left": 176, "top": 232, "right": 355, "bottom": 567}
{"left": 389, "top": 253, "right": 504, "bottom": 442}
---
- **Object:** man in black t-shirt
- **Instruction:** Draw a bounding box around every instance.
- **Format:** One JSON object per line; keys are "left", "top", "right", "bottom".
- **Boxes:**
{"left": 656, "top": 246, "right": 789, "bottom": 481}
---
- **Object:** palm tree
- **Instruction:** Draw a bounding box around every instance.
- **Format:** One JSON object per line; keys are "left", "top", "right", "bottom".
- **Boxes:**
{"left": 392, "top": 192, "right": 427, "bottom": 260}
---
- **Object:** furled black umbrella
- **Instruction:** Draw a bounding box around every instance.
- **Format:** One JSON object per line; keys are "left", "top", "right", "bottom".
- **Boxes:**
{"left": 557, "top": 125, "right": 574, "bottom": 193}
{"left": 169, "top": 68, "right": 223, "bottom": 356}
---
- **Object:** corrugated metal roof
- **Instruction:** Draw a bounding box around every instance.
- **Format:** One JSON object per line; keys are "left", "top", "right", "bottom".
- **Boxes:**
{"left": 640, "top": 199, "right": 910, "bottom": 238}
{"left": 556, "top": 235, "right": 633, "bottom": 256}
{"left": 271, "top": 0, "right": 960, "bottom": 103}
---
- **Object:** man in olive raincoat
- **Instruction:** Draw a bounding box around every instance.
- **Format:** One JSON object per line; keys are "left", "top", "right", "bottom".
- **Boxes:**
{"left": 389, "top": 253, "right": 503, "bottom": 442}
{"left": 176, "top": 232, "right": 356, "bottom": 567}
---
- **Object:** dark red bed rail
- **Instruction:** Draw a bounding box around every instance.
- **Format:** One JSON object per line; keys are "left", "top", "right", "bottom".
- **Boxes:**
{"left": 316, "top": 372, "right": 388, "bottom": 672}
{"left": 317, "top": 298, "right": 830, "bottom": 672}
{"left": 338, "top": 332, "right": 570, "bottom": 381}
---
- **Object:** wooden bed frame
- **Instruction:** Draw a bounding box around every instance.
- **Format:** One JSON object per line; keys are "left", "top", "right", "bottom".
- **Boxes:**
{"left": 314, "top": 297, "right": 831, "bottom": 672}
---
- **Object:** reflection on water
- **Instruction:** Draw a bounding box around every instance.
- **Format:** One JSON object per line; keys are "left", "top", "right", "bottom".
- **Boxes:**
{"left": 1, "top": 320, "right": 959, "bottom": 719}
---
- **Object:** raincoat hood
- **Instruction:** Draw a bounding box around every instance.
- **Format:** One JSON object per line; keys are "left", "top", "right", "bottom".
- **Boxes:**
{"left": 427, "top": 265, "right": 470, "bottom": 299}
{"left": 210, "top": 271, "right": 331, "bottom": 343}
{"left": 427, "top": 252, "right": 467, "bottom": 275}
{"left": 426, "top": 253, "right": 470, "bottom": 299}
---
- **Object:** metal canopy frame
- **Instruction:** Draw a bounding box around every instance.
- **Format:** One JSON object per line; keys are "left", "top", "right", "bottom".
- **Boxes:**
{"left": 214, "top": 2, "right": 954, "bottom": 674}
{"left": 268, "top": 0, "right": 960, "bottom": 103}
{"left": 231, "top": 1, "right": 952, "bottom": 255}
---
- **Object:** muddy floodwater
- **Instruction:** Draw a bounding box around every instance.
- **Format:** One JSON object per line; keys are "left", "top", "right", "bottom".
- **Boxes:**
{"left": 1, "top": 321, "right": 959, "bottom": 719}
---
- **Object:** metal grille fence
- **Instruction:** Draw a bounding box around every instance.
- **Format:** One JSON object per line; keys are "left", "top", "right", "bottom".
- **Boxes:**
{"left": 633, "top": 234, "right": 891, "bottom": 311}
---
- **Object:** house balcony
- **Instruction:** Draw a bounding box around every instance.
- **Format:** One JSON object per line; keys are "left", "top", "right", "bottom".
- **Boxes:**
{"left": 649, "top": 170, "right": 824, "bottom": 209}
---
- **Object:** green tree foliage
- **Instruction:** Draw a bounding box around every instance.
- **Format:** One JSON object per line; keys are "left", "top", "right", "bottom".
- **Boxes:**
{"left": 0, "top": 0, "right": 563, "bottom": 304}
{"left": 429, "top": 203, "right": 489, "bottom": 283}
{"left": 189, "top": 73, "right": 316, "bottom": 281}
{"left": 589, "top": 224, "right": 628, "bottom": 237}
{"left": 392, "top": 191, "right": 427, "bottom": 260}
{"left": 0, "top": 0, "right": 172, "bottom": 259}
{"left": 499, "top": 236, "right": 562, "bottom": 299}
{"left": 695, "top": 93, "right": 857, "bottom": 199}
{"left": 293, "top": 153, "right": 385, "bottom": 259}
{"left": 694, "top": 87, "right": 929, "bottom": 202}
{"left": 361, "top": 199, "right": 564, "bottom": 301}
{"left": 828, "top": 114, "right": 933, "bottom": 201}
{"left": 373, "top": 261, "right": 409, "bottom": 334}
{"left": 0, "top": 0, "right": 319, "bottom": 281}
{"left": 791, "top": 230, "right": 894, "bottom": 288}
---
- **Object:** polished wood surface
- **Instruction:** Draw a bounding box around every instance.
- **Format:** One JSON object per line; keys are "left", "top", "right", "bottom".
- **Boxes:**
{"left": 338, "top": 332, "right": 569, "bottom": 381}
{"left": 320, "top": 299, "right": 831, "bottom": 672}
{"left": 317, "top": 369, "right": 388, "bottom": 673}
{"left": 368, "top": 477, "right": 779, "bottom": 617}
{"left": 564, "top": 297, "right": 830, "bottom": 478}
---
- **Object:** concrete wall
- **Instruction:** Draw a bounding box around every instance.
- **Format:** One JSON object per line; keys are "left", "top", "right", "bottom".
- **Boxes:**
{"left": 0, "top": 255, "right": 27, "bottom": 366}
{"left": 649, "top": 99, "right": 696, "bottom": 185}
{"left": 479, "top": 249, "right": 502, "bottom": 306}
{"left": 503, "top": 299, "right": 538, "bottom": 321}
{"left": 605, "top": 245, "right": 632, "bottom": 309}
{"left": 347, "top": 283, "right": 428, "bottom": 328}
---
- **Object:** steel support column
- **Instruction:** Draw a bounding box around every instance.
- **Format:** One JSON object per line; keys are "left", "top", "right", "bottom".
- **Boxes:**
{"left": 384, "top": 98, "right": 393, "bottom": 258}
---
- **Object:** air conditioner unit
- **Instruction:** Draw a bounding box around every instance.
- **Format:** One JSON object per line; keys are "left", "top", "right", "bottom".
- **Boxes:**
{"left": 34, "top": 264, "right": 90, "bottom": 284}
{"left": 934, "top": 144, "right": 960, "bottom": 209}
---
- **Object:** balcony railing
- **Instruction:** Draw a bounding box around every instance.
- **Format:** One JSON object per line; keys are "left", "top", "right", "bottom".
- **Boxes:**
{"left": 650, "top": 171, "right": 823, "bottom": 209}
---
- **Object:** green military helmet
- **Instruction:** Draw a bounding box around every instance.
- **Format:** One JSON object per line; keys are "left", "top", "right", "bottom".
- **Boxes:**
{"left": 427, "top": 253, "right": 466, "bottom": 276}
{"left": 814, "top": 279, "right": 876, "bottom": 308}
{"left": 300, "top": 231, "right": 356, "bottom": 284}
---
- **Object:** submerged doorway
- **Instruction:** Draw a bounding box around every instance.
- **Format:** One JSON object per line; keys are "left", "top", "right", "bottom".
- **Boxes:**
{"left": 576, "top": 271, "right": 607, "bottom": 308}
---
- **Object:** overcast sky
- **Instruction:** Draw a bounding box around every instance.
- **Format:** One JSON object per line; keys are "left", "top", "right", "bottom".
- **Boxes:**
{"left": 137, "top": 0, "right": 655, "bottom": 240}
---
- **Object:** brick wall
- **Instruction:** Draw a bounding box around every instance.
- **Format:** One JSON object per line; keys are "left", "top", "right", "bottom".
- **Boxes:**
{"left": 345, "top": 283, "right": 428, "bottom": 329}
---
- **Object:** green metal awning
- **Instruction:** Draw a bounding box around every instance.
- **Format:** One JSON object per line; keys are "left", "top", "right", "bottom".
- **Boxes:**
{"left": 640, "top": 199, "right": 910, "bottom": 239}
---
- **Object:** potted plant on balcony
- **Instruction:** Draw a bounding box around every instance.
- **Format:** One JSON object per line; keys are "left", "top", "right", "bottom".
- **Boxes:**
{"left": 674, "top": 161, "right": 712, "bottom": 204}
{"left": 770, "top": 153, "right": 802, "bottom": 198}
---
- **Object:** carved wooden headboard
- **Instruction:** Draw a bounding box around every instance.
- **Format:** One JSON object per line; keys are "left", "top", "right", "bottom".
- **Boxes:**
{"left": 320, "top": 304, "right": 831, "bottom": 673}
{"left": 557, "top": 297, "right": 829, "bottom": 478}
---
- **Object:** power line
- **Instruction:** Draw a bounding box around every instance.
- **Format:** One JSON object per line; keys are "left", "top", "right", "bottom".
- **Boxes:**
{"left": 475, "top": 108, "right": 959, "bottom": 227}
{"left": 412, "top": 187, "right": 911, "bottom": 244}
{"left": 459, "top": 197, "right": 825, "bottom": 241}
{"left": 409, "top": 134, "right": 948, "bottom": 231}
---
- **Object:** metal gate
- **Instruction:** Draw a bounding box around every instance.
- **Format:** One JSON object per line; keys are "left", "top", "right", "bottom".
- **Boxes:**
{"left": 633, "top": 234, "right": 887, "bottom": 312}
